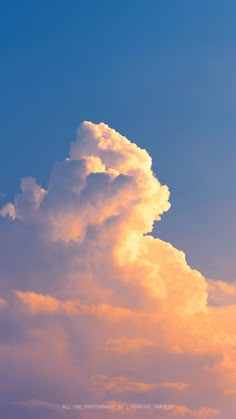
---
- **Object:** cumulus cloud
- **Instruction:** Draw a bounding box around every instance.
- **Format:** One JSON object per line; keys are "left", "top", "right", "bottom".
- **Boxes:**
{"left": 0, "top": 121, "right": 236, "bottom": 418}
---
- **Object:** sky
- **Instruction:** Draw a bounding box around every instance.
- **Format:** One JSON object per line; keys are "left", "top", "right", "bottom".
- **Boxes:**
{"left": 1, "top": 1, "right": 236, "bottom": 418}
{"left": 1, "top": 0, "right": 236, "bottom": 281}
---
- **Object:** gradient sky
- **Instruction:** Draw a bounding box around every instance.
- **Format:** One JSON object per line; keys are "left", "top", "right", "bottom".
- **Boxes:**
{"left": 2, "top": 4, "right": 236, "bottom": 416}
{"left": 1, "top": 1, "right": 236, "bottom": 281}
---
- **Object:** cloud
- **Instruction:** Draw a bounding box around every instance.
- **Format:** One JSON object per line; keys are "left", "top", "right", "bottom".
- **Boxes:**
{"left": 91, "top": 375, "right": 189, "bottom": 394}
{"left": 0, "top": 297, "right": 7, "bottom": 308}
{"left": 15, "top": 291, "right": 79, "bottom": 315}
{"left": 91, "top": 375, "right": 158, "bottom": 393}
{"left": 105, "top": 337, "right": 155, "bottom": 354}
{"left": 169, "top": 404, "right": 220, "bottom": 418}
{"left": 13, "top": 399, "right": 62, "bottom": 411}
{"left": 208, "top": 279, "right": 236, "bottom": 306}
{"left": 0, "top": 121, "right": 235, "bottom": 417}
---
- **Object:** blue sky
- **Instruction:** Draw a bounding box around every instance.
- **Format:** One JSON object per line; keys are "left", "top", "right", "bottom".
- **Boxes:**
{"left": 1, "top": 0, "right": 236, "bottom": 282}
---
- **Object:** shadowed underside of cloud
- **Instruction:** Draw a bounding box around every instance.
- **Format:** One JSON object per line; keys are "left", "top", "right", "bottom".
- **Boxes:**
{"left": 0, "top": 122, "right": 235, "bottom": 418}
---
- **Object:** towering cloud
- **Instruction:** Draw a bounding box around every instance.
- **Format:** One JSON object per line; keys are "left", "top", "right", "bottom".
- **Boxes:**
{"left": 0, "top": 122, "right": 235, "bottom": 418}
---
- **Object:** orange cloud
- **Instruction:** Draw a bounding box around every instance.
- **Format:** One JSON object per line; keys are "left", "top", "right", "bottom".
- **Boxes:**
{"left": 105, "top": 337, "right": 155, "bottom": 353}
{"left": 91, "top": 375, "right": 158, "bottom": 393}
{"left": 0, "top": 297, "right": 7, "bottom": 308}
{"left": 208, "top": 279, "right": 236, "bottom": 306}
{"left": 157, "top": 382, "right": 189, "bottom": 391}
{"left": 15, "top": 291, "right": 79, "bottom": 315}
{"left": 169, "top": 404, "right": 220, "bottom": 418}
